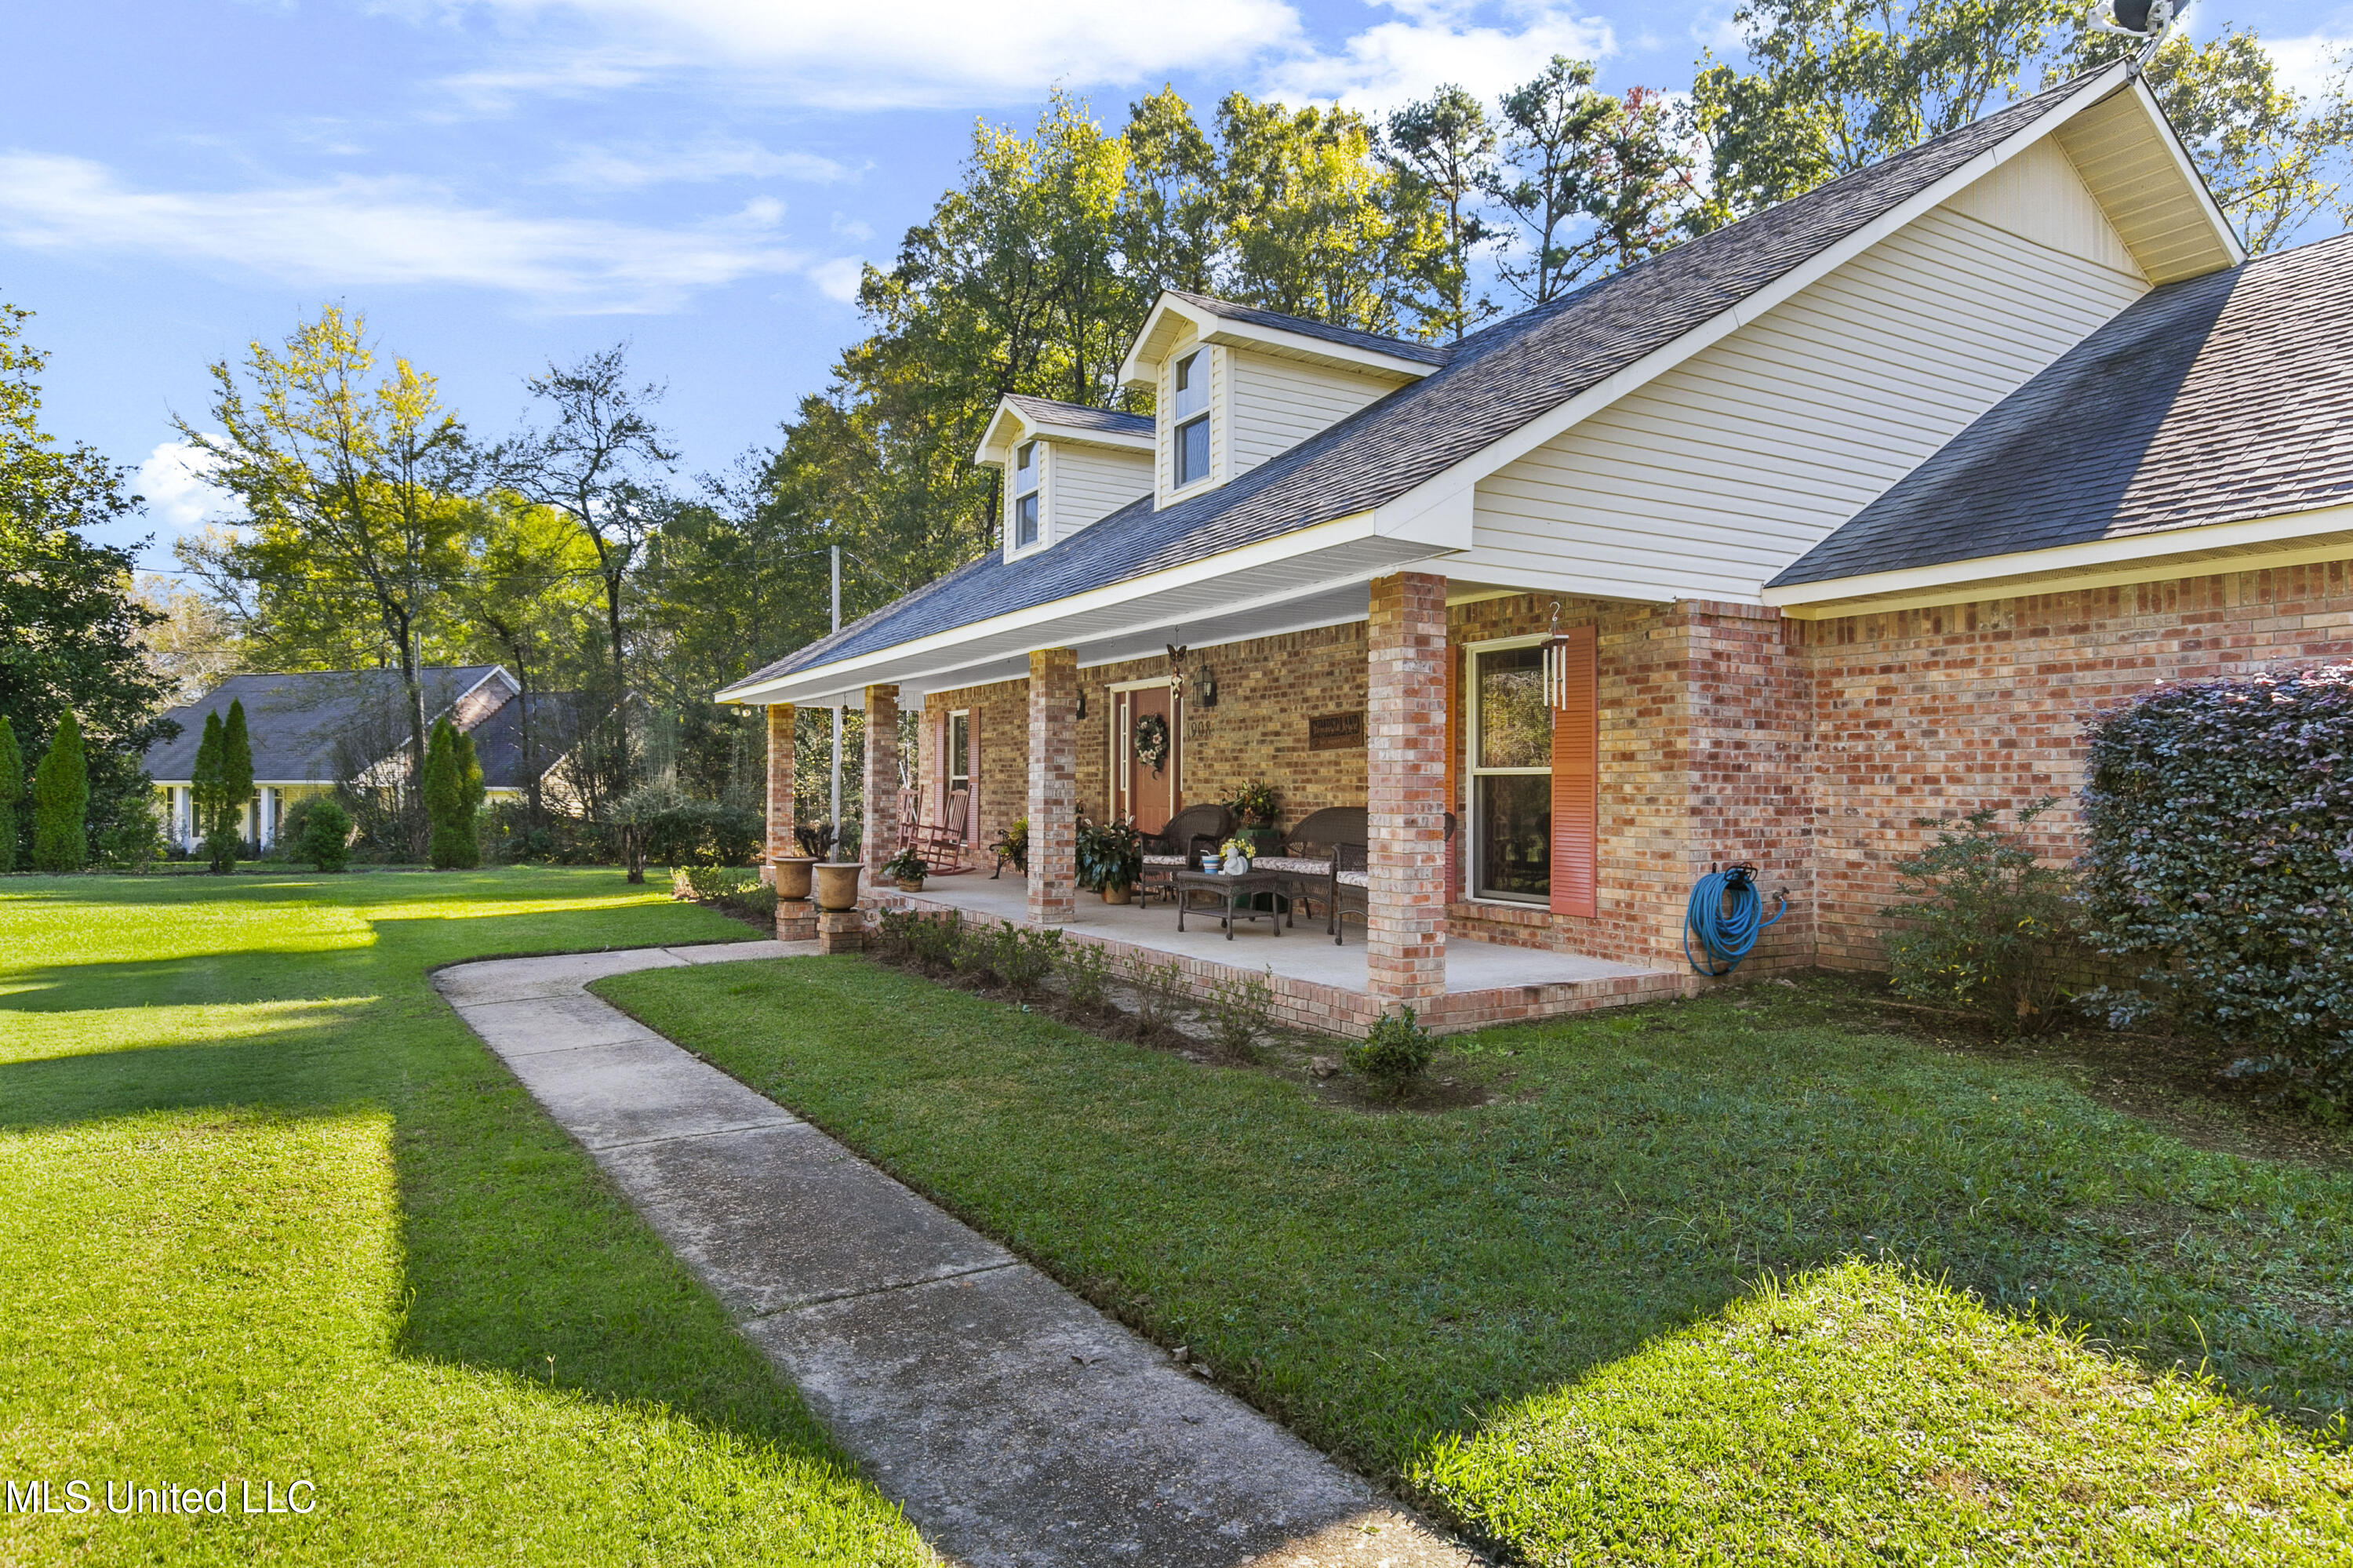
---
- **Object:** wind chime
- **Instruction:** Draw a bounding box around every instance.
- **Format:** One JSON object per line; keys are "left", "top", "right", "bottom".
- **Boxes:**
{"left": 1540, "top": 602, "right": 1576, "bottom": 711}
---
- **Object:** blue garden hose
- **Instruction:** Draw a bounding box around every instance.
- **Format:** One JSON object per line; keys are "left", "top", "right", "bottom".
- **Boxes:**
{"left": 1684, "top": 864, "right": 1787, "bottom": 977}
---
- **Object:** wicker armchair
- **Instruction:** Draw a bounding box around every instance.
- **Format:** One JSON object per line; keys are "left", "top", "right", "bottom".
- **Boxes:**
{"left": 1136, "top": 803, "right": 1233, "bottom": 902}
{"left": 1326, "top": 813, "right": 1457, "bottom": 944}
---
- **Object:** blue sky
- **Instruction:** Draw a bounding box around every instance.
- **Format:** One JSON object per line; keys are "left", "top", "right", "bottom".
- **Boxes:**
{"left": 5, "top": 0, "right": 2347, "bottom": 569}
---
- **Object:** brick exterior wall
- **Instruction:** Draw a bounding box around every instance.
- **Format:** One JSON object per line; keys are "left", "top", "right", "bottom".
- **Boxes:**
{"left": 860, "top": 684, "right": 899, "bottom": 883}
{"left": 1027, "top": 649, "right": 1079, "bottom": 924}
{"left": 917, "top": 678, "right": 1031, "bottom": 852}
{"left": 1802, "top": 560, "right": 2353, "bottom": 971}
{"left": 764, "top": 701, "right": 797, "bottom": 864}
{"left": 1366, "top": 572, "right": 1449, "bottom": 1004}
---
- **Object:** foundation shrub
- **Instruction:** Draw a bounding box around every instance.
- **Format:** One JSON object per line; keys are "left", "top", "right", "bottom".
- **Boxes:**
{"left": 873, "top": 907, "right": 918, "bottom": 962}
{"left": 1204, "top": 966, "right": 1277, "bottom": 1060}
{"left": 285, "top": 797, "right": 353, "bottom": 873}
{"left": 1129, "top": 955, "right": 1190, "bottom": 1033}
{"left": 1880, "top": 799, "right": 2086, "bottom": 1035}
{"left": 993, "top": 926, "right": 1061, "bottom": 998}
{"left": 1346, "top": 1006, "right": 1435, "bottom": 1097}
{"left": 951, "top": 920, "right": 1000, "bottom": 984}
{"left": 2082, "top": 664, "right": 2353, "bottom": 1106}
{"left": 905, "top": 911, "right": 962, "bottom": 973}
{"left": 1057, "top": 940, "right": 1111, "bottom": 1013}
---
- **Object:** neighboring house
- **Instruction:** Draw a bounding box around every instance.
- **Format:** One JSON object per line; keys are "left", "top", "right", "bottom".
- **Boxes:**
{"left": 144, "top": 667, "right": 584, "bottom": 851}
{"left": 720, "top": 61, "right": 2353, "bottom": 1033}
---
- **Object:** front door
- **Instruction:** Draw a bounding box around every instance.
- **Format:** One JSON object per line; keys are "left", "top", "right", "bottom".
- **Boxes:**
{"left": 1114, "top": 683, "right": 1180, "bottom": 834}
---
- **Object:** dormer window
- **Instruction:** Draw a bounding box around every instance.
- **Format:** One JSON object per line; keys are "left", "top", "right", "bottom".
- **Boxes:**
{"left": 1172, "top": 352, "right": 1209, "bottom": 489}
{"left": 1013, "top": 441, "right": 1041, "bottom": 547}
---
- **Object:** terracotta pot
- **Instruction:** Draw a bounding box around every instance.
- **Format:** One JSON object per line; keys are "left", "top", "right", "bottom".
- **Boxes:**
{"left": 1102, "top": 882, "right": 1134, "bottom": 905}
{"left": 771, "top": 856, "right": 817, "bottom": 901}
{"left": 896, "top": 876, "right": 926, "bottom": 893}
{"left": 813, "top": 862, "right": 864, "bottom": 911}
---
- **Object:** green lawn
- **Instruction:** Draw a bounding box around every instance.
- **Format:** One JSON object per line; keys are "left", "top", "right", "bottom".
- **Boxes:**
{"left": 0, "top": 871, "right": 929, "bottom": 1566}
{"left": 599, "top": 956, "right": 2353, "bottom": 1566}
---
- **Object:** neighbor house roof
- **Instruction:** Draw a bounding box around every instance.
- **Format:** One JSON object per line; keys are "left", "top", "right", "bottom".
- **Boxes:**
{"left": 144, "top": 668, "right": 507, "bottom": 784}
{"left": 727, "top": 67, "right": 2127, "bottom": 698}
{"left": 1770, "top": 231, "right": 2353, "bottom": 589}
{"left": 466, "top": 691, "right": 586, "bottom": 791}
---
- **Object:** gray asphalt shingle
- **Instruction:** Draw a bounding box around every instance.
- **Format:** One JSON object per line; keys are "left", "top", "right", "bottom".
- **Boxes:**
{"left": 1771, "top": 231, "right": 2353, "bottom": 587}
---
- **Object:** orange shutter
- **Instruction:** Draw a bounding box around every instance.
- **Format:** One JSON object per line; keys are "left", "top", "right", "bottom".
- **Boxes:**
{"left": 1548, "top": 625, "right": 1598, "bottom": 919}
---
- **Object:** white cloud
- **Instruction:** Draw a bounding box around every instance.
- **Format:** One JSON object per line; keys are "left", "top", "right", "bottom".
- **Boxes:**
{"left": 446, "top": 0, "right": 1303, "bottom": 110}
{"left": 551, "top": 137, "right": 854, "bottom": 188}
{"left": 1261, "top": 0, "right": 1615, "bottom": 114}
{"left": 2270, "top": 32, "right": 2351, "bottom": 103}
{"left": 807, "top": 256, "right": 864, "bottom": 302}
{"left": 0, "top": 151, "right": 839, "bottom": 313}
{"left": 135, "top": 438, "right": 228, "bottom": 532}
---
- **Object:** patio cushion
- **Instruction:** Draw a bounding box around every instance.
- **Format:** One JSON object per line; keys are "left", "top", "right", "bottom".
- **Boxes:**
{"left": 1141, "top": 853, "right": 1190, "bottom": 867}
{"left": 1251, "top": 856, "right": 1331, "bottom": 874}
{"left": 1335, "top": 870, "right": 1368, "bottom": 888}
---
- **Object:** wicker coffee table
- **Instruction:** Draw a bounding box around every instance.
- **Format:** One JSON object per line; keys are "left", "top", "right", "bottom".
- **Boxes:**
{"left": 1173, "top": 868, "right": 1294, "bottom": 940}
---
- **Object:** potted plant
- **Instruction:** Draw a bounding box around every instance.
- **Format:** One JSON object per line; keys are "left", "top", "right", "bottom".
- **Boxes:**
{"left": 881, "top": 845, "right": 929, "bottom": 892}
{"left": 1075, "top": 817, "right": 1144, "bottom": 904}
{"left": 1227, "top": 780, "right": 1282, "bottom": 855}
{"left": 990, "top": 817, "right": 1028, "bottom": 879}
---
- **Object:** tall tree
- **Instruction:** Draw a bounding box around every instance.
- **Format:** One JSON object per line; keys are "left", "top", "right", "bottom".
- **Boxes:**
{"left": 0, "top": 303, "right": 169, "bottom": 854}
{"left": 449, "top": 493, "right": 603, "bottom": 821}
{"left": 493, "top": 345, "right": 677, "bottom": 802}
{"left": 1118, "top": 87, "right": 1228, "bottom": 300}
{"left": 1217, "top": 93, "right": 1443, "bottom": 336}
{"left": 31, "top": 710, "right": 87, "bottom": 874}
{"left": 0, "top": 715, "right": 20, "bottom": 873}
{"left": 1388, "top": 85, "right": 1501, "bottom": 338}
{"left": 1581, "top": 87, "right": 1707, "bottom": 275}
{"left": 221, "top": 698, "right": 254, "bottom": 856}
{"left": 179, "top": 307, "right": 472, "bottom": 849}
{"left": 193, "top": 709, "right": 235, "bottom": 873}
{"left": 1493, "top": 59, "right": 1697, "bottom": 304}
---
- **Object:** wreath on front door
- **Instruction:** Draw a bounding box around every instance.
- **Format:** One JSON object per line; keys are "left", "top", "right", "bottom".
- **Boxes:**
{"left": 1133, "top": 712, "right": 1171, "bottom": 777}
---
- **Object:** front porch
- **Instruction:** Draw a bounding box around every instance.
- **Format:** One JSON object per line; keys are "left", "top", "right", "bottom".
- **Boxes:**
{"left": 879, "top": 873, "right": 1693, "bottom": 1037}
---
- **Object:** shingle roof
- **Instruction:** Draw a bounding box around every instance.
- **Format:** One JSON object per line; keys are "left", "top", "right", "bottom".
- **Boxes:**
{"left": 732, "top": 68, "right": 2117, "bottom": 694}
{"left": 467, "top": 691, "right": 586, "bottom": 790}
{"left": 1164, "top": 289, "right": 1454, "bottom": 367}
{"left": 144, "top": 668, "right": 504, "bottom": 783}
{"left": 1000, "top": 393, "right": 1153, "bottom": 440}
{"left": 1772, "top": 231, "right": 2353, "bottom": 588}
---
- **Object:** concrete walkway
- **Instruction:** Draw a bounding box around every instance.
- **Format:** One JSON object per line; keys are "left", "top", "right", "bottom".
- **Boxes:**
{"left": 435, "top": 942, "right": 1480, "bottom": 1568}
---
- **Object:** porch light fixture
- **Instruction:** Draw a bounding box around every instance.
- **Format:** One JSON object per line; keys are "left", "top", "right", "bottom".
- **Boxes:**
{"left": 1076, "top": 689, "right": 1088, "bottom": 719}
{"left": 1198, "top": 668, "right": 1218, "bottom": 708}
{"left": 1540, "top": 602, "right": 1575, "bottom": 712}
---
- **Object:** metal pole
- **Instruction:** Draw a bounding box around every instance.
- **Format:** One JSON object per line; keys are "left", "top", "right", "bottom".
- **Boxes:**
{"left": 828, "top": 544, "right": 843, "bottom": 833}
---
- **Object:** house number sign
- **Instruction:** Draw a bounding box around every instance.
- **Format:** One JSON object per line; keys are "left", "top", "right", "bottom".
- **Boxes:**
{"left": 1307, "top": 711, "right": 1365, "bottom": 751}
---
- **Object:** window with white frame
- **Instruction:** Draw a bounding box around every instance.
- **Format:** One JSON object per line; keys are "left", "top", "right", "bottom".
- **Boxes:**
{"left": 1470, "top": 643, "right": 1551, "bottom": 902}
{"left": 948, "top": 710, "right": 973, "bottom": 797}
{"left": 1012, "top": 441, "right": 1042, "bottom": 547}
{"left": 1171, "top": 351, "right": 1209, "bottom": 488}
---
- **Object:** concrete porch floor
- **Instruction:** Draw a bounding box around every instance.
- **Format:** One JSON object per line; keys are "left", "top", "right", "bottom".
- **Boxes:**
{"left": 882, "top": 870, "right": 1667, "bottom": 998}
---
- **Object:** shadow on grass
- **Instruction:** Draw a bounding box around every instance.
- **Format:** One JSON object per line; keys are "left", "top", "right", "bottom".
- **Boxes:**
{"left": 0, "top": 895, "right": 824, "bottom": 1456}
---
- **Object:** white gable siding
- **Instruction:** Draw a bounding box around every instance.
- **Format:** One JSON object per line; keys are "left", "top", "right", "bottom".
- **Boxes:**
{"left": 1944, "top": 138, "right": 2143, "bottom": 277}
{"left": 1226, "top": 348, "right": 1405, "bottom": 475}
{"left": 1155, "top": 330, "right": 1231, "bottom": 508}
{"left": 1049, "top": 442, "right": 1153, "bottom": 539}
{"left": 1458, "top": 198, "right": 2151, "bottom": 602}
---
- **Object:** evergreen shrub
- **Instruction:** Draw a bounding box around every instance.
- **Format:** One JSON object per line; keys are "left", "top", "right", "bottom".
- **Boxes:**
{"left": 2082, "top": 664, "right": 2353, "bottom": 1105}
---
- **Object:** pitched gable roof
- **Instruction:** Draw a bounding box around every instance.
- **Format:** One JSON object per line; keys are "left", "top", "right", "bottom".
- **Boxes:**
{"left": 1770, "top": 231, "right": 2353, "bottom": 591}
{"left": 144, "top": 667, "right": 505, "bottom": 784}
{"left": 1161, "top": 289, "right": 1453, "bottom": 368}
{"left": 725, "top": 66, "right": 2137, "bottom": 700}
{"left": 998, "top": 394, "right": 1153, "bottom": 442}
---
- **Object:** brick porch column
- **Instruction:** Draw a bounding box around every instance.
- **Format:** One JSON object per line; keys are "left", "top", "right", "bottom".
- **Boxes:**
{"left": 764, "top": 701, "right": 797, "bottom": 869}
{"left": 1367, "top": 571, "right": 1448, "bottom": 1007}
{"left": 860, "top": 684, "right": 899, "bottom": 885}
{"left": 1027, "top": 648, "right": 1078, "bottom": 925}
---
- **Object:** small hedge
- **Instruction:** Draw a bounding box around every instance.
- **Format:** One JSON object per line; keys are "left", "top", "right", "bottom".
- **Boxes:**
{"left": 2081, "top": 664, "right": 2353, "bottom": 1104}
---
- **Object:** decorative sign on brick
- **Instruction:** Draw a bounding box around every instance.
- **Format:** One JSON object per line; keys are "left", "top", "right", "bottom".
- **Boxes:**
{"left": 1307, "top": 711, "right": 1365, "bottom": 751}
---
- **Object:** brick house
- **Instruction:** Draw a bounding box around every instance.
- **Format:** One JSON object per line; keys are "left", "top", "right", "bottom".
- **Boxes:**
{"left": 721, "top": 60, "right": 2353, "bottom": 1035}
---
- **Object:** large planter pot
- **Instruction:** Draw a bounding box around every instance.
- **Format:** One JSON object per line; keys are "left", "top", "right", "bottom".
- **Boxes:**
{"left": 1102, "top": 882, "right": 1135, "bottom": 906}
{"left": 771, "top": 857, "right": 817, "bottom": 901}
{"left": 813, "top": 862, "right": 864, "bottom": 911}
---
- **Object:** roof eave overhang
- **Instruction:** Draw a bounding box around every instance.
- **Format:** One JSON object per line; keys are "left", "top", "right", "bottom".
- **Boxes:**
{"left": 717, "top": 508, "right": 1460, "bottom": 706}
{"left": 1115, "top": 293, "right": 1439, "bottom": 391}
{"left": 972, "top": 398, "right": 1155, "bottom": 467}
{"left": 1762, "top": 500, "right": 2353, "bottom": 618}
{"left": 1362, "top": 60, "right": 2208, "bottom": 544}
